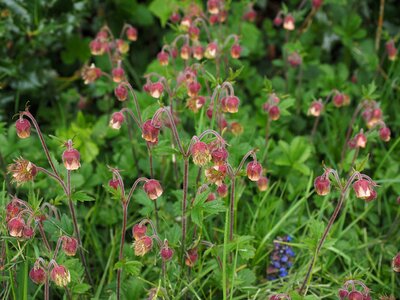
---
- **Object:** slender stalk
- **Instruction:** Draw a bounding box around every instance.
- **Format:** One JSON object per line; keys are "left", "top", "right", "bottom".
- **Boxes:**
{"left": 44, "top": 274, "right": 49, "bottom": 300}
{"left": 37, "top": 222, "right": 51, "bottom": 252}
{"left": 311, "top": 116, "right": 320, "bottom": 138}
{"left": 375, "top": 0, "right": 385, "bottom": 51}
{"left": 66, "top": 171, "right": 93, "bottom": 286}
{"left": 340, "top": 104, "right": 362, "bottom": 165}
{"left": 265, "top": 117, "right": 271, "bottom": 145}
{"left": 229, "top": 177, "right": 236, "bottom": 241}
{"left": 181, "top": 159, "right": 189, "bottom": 254}
{"left": 147, "top": 144, "right": 159, "bottom": 230}
{"left": 116, "top": 201, "right": 128, "bottom": 300}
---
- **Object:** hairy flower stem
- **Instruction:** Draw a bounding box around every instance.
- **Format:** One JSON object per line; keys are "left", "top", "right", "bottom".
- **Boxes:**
{"left": 340, "top": 104, "right": 362, "bottom": 166}
{"left": 117, "top": 201, "right": 128, "bottom": 300}
{"left": 37, "top": 222, "right": 51, "bottom": 252}
{"left": 181, "top": 159, "right": 189, "bottom": 256}
{"left": 44, "top": 274, "right": 49, "bottom": 300}
{"left": 67, "top": 171, "right": 93, "bottom": 286}
{"left": 147, "top": 144, "right": 159, "bottom": 230}
{"left": 229, "top": 177, "right": 236, "bottom": 242}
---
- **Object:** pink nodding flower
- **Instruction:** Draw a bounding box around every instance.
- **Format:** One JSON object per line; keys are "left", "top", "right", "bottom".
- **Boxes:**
{"left": 157, "top": 51, "right": 169, "bottom": 66}
{"left": 246, "top": 161, "right": 262, "bottom": 181}
{"left": 193, "top": 45, "right": 204, "bottom": 60}
{"left": 141, "top": 119, "right": 160, "bottom": 143}
{"left": 62, "top": 148, "right": 81, "bottom": 171}
{"left": 185, "top": 248, "right": 198, "bottom": 267}
{"left": 29, "top": 266, "right": 47, "bottom": 285}
{"left": 170, "top": 11, "right": 180, "bottom": 23}
{"left": 143, "top": 179, "right": 163, "bottom": 200}
{"left": 386, "top": 39, "right": 397, "bottom": 61}
{"left": 133, "top": 224, "right": 147, "bottom": 240}
{"left": 180, "top": 44, "right": 191, "bottom": 60}
{"left": 180, "top": 16, "right": 192, "bottom": 31}
{"left": 231, "top": 121, "right": 244, "bottom": 136}
{"left": 230, "top": 44, "right": 241, "bottom": 59}
{"left": 133, "top": 236, "right": 153, "bottom": 256}
{"left": 243, "top": 8, "right": 257, "bottom": 22}
{"left": 191, "top": 141, "right": 211, "bottom": 166}
{"left": 187, "top": 81, "right": 201, "bottom": 97}
{"left": 6, "top": 201, "right": 20, "bottom": 222}
{"left": 347, "top": 291, "right": 364, "bottom": 300}
{"left": 273, "top": 15, "right": 283, "bottom": 27}
{"left": 353, "top": 179, "right": 374, "bottom": 200}
{"left": 108, "top": 179, "right": 120, "bottom": 189}
{"left": 268, "top": 105, "right": 280, "bottom": 121}
{"left": 333, "top": 92, "right": 345, "bottom": 107}
{"left": 257, "top": 176, "right": 269, "bottom": 191}
{"left": 149, "top": 82, "right": 164, "bottom": 99}
{"left": 217, "top": 183, "right": 228, "bottom": 197}
{"left": 288, "top": 52, "right": 302, "bottom": 67}
{"left": 207, "top": 0, "right": 220, "bottom": 14}
{"left": 188, "top": 26, "right": 200, "bottom": 41}
{"left": 109, "top": 112, "right": 125, "bottom": 130}
{"left": 392, "top": 252, "right": 400, "bottom": 272}
{"left": 62, "top": 236, "right": 78, "bottom": 256}
{"left": 51, "top": 265, "right": 71, "bottom": 287}
{"left": 283, "top": 14, "right": 295, "bottom": 30}
{"left": 222, "top": 96, "right": 240, "bottom": 113}
{"left": 116, "top": 39, "right": 129, "bottom": 54}
{"left": 16, "top": 118, "right": 31, "bottom": 139}
{"left": 81, "top": 63, "right": 102, "bottom": 84}
{"left": 354, "top": 132, "right": 367, "bottom": 148}
{"left": 89, "top": 39, "right": 104, "bottom": 56}
{"left": 114, "top": 84, "right": 128, "bottom": 101}
{"left": 308, "top": 100, "right": 323, "bottom": 117}
{"left": 23, "top": 226, "right": 34, "bottom": 239}
{"left": 314, "top": 175, "right": 330, "bottom": 196}
{"left": 112, "top": 67, "right": 125, "bottom": 83}
{"left": 379, "top": 127, "right": 391, "bottom": 142}
{"left": 160, "top": 240, "right": 174, "bottom": 261}
{"left": 211, "top": 147, "right": 228, "bottom": 164}
{"left": 126, "top": 26, "right": 138, "bottom": 41}
{"left": 8, "top": 217, "right": 25, "bottom": 237}
{"left": 186, "top": 96, "right": 206, "bottom": 113}
{"left": 204, "top": 42, "right": 218, "bottom": 59}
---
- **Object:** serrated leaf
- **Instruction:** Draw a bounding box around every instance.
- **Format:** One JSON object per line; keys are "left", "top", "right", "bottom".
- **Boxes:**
{"left": 71, "top": 283, "right": 91, "bottom": 294}
{"left": 114, "top": 260, "right": 142, "bottom": 276}
{"left": 72, "top": 191, "right": 95, "bottom": 202}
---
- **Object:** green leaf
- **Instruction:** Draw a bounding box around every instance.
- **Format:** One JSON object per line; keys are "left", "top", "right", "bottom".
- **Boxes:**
{"left": 72, "top": 191, "right": 95, "bottom": 202}
{"left": 149, "top": 0, "right": 177, "bottom": 27}
{"left": 71, "top": 283, "right": 91, "bottom": 294}
{"left": 114, "top": 260, "right": 143, "bottom": 276}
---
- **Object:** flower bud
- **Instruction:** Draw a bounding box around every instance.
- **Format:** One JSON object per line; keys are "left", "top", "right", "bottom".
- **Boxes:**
{"left": 386, "top": 39, "right": 397, "bottom": 61}
{"left": 133, "top": 224, "right": 147, "bottom": 240}
{"left": 23, "top": 226, "right": 34, "bottom": 239}
{"left": 116, "top": 39, "right": 129, "bottom": 54}
{"left": 8, "top": 217, "right": 25, "bottom": 237}
{"left": 222, "top": 96, "right": 240, "bottom": 113}
{"left": 96, "top": 30, "right": 108, "bottom": 41}
{"left": 186, "top": 96, "right": 206, "bottom": 113}
{"left": 108, "top": 179, "right": 120, "bottom": 189}
{"left": 246, "top": 161, "right": 262, "bottom": 181}
{"left": 109, "top": 112, "right": 125, "bottom": 130}
{"left": 89, "top": 39, "right": 104, "bottom": 55}
{"left": 81, "top": 63, "right": 102, "bottom": 84}
{"left": 348, "top": 291, "right": 364, "bottom": 300}
{"left": 160, "top": 240, "right": 174, "bottom": 261}
{"left": 149, "top": 82, "right": 164, "bottom": 98}
{"left": 288, "top": 52, "right": 302, "bottom": 67}
{"left": 62, "top": 148, "right": 81, "bottom": 171}
{"left": 142, "top": 120, "right": 160, "bottom": 143}
{"left": 338, "top": 289, "right": 349, "bottom": 299}
{"left": 209, "top": 14, "right": 219, "bottom": 25}
{"left": 392, "top": 252, "right": 400, "bottom": 272}
{"left": 257, "top": 176, "right": 269, "bottom": 191}
{"left": 6, "top": 201, "right": 20, "bottom": 222}
{"left": 180, "top": 44, "right": 191, "bottom": 60}
{"left": 30, "top": 266, "right": 47, "bottom": 284}
{"left": 268, "top": 105, "right": 280, "bottom": 121}
{"left": 16, "top": 118, "right": 31, "bottom": 139}
{"left": 191, "top": 141, "right": 211, "bottom": 166}
{"left": 62, "top": 236, "right": 78, "bottom": 256}
{"left": 204, "top": 42, "right": 218, "bottom": 59}
{"left": 207, "top": 0, "right": 220, "bottom": 14}
{"left": 180, "top": 16, "right": 192, "bottom": 31}
{"left": 230, "top": 44, "right": 241, "bottom": 59}
{"left": 133, "top": 236, "right": 153, "bottom": 256}
{"left": 308, "top": 100, "right": 323, "bottom": 117}
{"left": 8, "top": 158, "right": 37, "bottom": 185}
{"left": 314, "top": 175, "right": 330, "bottom": 196}
{"left": 273, "top": 15, "right": 283, "bottom": 26}
{"left": 51, "top": 265, "right": 71, "bottom": 287}
{"left": 283, "top": 14, "right": 295, "bottom": 30}
{"left": 354, "top": 132, "right": 367, "bottom": 148}
{"left": 188, "top": 81, "right": 201, "bottom": 97}
{"left": 217, "top": 183, "right": 228, "bottom": 197}
{"left": 353, "top": 179, "right": 373, "bottom": 199}
{"left": 170, "top": 11, "right": 180, "bottom": 23}
{"left": 379, "top": 127, "right": 391, "bottom": 142}
{"left": 207, "top": 193, "right": 216, "bottom": 202}
{"left": 143, "top": 179, "right": 163, "bottom": 200}
{"left": 193, "top": 45, "right": 204, "bottom": 60}
{"left": 112, "top": 67, "right": 125, "bottom": 83}
{"left": 114, "top": 84, "right": 128, "bottom": 101}
{"left": 185, "top": 248, "right": 198, "bottom": 267}
{"left": 157, "top": 51, "right": 169, "bottom": 66}
{"left": 243, "top": 8, "right": 257, "bottom": 22}
{"left": 211, "top": 148, "right": 228, "bottom": 164}
{"left": 188, "top": 26, "right": 200, "bottom": 41}
{"left": 126, "top": 26, "right": 138, "bottom": 41}
{"left": 333, "top": 92, "right": 344, "bottom": 107}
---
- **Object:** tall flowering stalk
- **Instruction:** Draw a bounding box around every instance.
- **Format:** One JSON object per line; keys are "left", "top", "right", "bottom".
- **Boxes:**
{"left": 299, "top": 167, "right": 377, "bottom": 295}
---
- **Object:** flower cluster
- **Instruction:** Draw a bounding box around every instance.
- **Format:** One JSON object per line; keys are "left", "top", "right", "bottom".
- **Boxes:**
{"left": 263, "top": 93, "right": 281, "bottom": 121}
{"left": 338, "top": 280, "right": 371, "bottom": 300}
{"left": 30, "top": 259, "right": 71, "bottom": 287}
{"left": 267, "top": 235, "right": 295, "bottom": 280}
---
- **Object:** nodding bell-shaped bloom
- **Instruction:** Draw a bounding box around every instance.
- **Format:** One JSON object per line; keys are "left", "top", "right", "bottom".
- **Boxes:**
{"left": 185, "top": 248, "right": 198, "bottom": 267}
{"left": 273, "top": 15, "right": 283, "bottom": 26}
{"left": 29, "top": 266, "right": 47, "bottom": 285}
{"left": 62, "top": 236, "right": 78, "bottom": 256}
{"left": 16, "top": 118, "right": 31, "bottom": 139}
{"left": 246, "top": 161, "right": 262, "bottom": 181}
{"left": 126, "top": 26, "right": 138, "bottom": 41}
{"left": 354, "top": 132, "right": 367, "bottom": 148}
{"left": 133, "top": 236, "right": 153, "bottom": 256}
{"left": 204, "top": 42, "right": 218, "bottom": 59}
{"left": 207, "top": 0, "right": 220, "bottom": 14}
{"left": 51, "top": 265, "right": 71, "bottom": 287}
{"left": 143, "top": 179, "right": 163, "bottom": 200}
{"left": 333, "top": 92, "right": 345, "bottom": 107}
{"left": 338, "top": 289, "right": 349, "bottom": 299}
{"left": 180, "top": 44, "right": 191, "bottom": 60}
{"left": 386, "top": 39, "right": 397, "bottom": 61}
{"left": 109, "top": 112, "right": 125, "bottom": 130}
{"left": 211, "top": 147, "right": 228, "bottom": 164}
{"left": 8, "top": 158, "right": 37, "bottom": 185}
{"left": 187, "top": 81, "right": 201, "bottom": 97}
{"left": 116, "top": 39, "right": 130, "bottom": 54}
{"left": 62, "top": 148, "right": 81, "bottom": 171}
{"left": 114, "top": 84, "right": 128, "bottom": 101}
{"left": 186, "top": 96, "right": 206, "bottom": 113}
{"left": 243, "top": 8, "right": 257, "bottom": 22}
{"left": 392, "top": 252, "right": 400, "bottom": 272}
{"left": 353, "top": 179, "right": 374, "bottom": 200}
{"left": 191, "top": 141, "right": 211, "bottom": 166}
{"left": 288, "top": 51, "right": 302, "bottom": 67}
{"left": 193, "top": 45, "right": 204, "bottom": 60}
{"left": 6, "top": 201, "right": 20, "bottom": 222}
{"left": 81, "top": 63, "right": 102, "bottom": 84}
{"left": 170, "top": 11, "right": 180, "bottom": 23}
{"left": 230, "top": 44, "right": 241, "bottom": 59}
{"left": 149, "top": 82, "right": 164, "bottom": 99}
{"left": 133, "top": 224, "right": 147, "bottom": 240}
{"left": 188, "top": 26, "right": 200, "bottom": 41}
{"left": 157, "top": 51, "right": 169, "bottom": 66}
{"left": 8, "top": 217, "right": 25, "bottom": 237}
{"left": 23, "top": 226, "right": 34, "bottom": 239}
{"left": 160, "top": 240, "right": 174, "bottom": 261}
{"left": 205, "top": 164, "right": 227, "bottom": 186}
{"left": 347, "top": 291, "right": 364, "bottom": 300}
{"left": 89, "top": 39, "right": 104, "bottom": 56}
{"left": 141, "top": 120, "right": 160, "bottom": 143}
{"left": 222, "top": 96, "right": 240, "bottom": 113}
{"left": 314, "top": 175, "right": 330, "bottom": 196}
{"left": 257, "top": 176, "right": 269, "bottom": 191}
{"left": 180, "top": 16, "right": 192, "bottom": 31}
{"left": 112, "top": 67, "right": 125, "bottom": 83}
{"left": 217, "top": 183, "right": 228, "bottom": 197}
{"left": 108, "top": 178, "right": 120, "bottom": 190}
{"left": 268, "top": 105, "right": 280, "bottom": 121}
{"left": 308, "top": 100, "right": 323, "bottom": 117}
{"left": 283, "top": 14, "right": 295, "bottom": 30}
{"left": 207, "top": 193, "right": 216, "bottom": 202}
{"left": 379, "top": 127, "right": 391, "bottom": 142}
